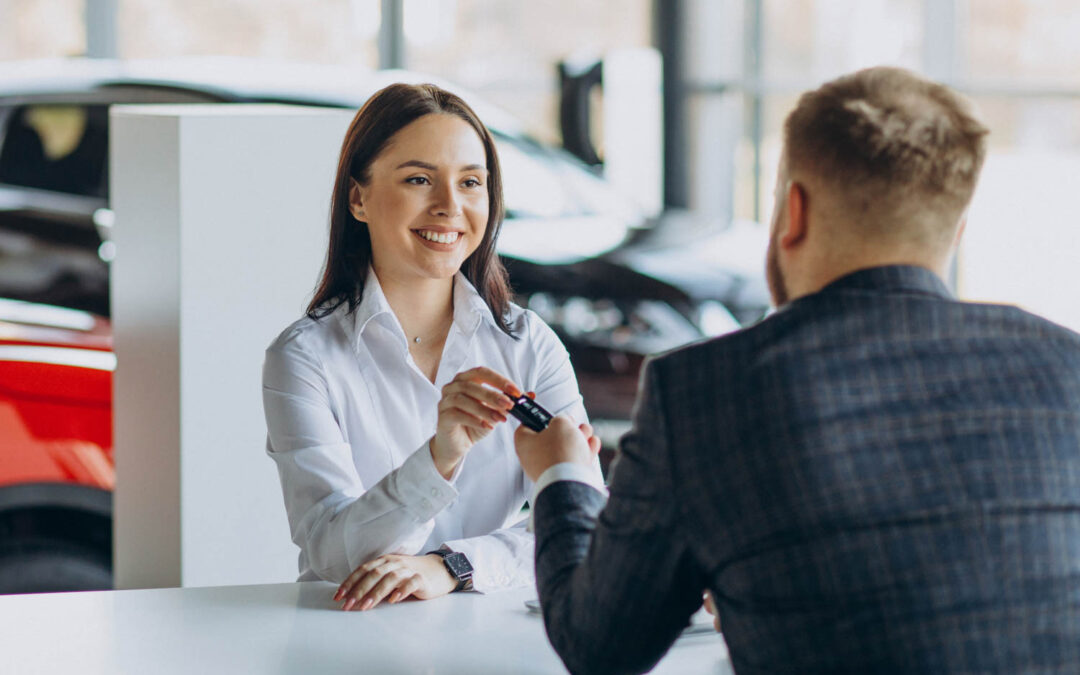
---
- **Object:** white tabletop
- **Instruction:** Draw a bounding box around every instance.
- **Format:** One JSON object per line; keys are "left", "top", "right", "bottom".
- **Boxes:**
{"left": 0, "top": 581, "right": 733, "bottom": 674}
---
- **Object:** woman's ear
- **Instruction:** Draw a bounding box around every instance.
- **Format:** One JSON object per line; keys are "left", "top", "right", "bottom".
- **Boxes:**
{"left": 348, "top": 178, "right": 366, "bottom": 222}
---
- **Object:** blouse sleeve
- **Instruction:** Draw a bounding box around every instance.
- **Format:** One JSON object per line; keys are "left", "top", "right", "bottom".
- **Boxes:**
{"left": 262, "top": 335, "right": 458, "bottom": 584}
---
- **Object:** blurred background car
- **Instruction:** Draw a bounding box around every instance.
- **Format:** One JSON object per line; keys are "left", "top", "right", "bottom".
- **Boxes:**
{"left": 0, "top": 58, "right": 768, "bottom": 593}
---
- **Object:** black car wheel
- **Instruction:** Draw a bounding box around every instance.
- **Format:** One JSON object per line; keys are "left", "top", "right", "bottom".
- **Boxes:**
{"left": 0, "top": 537, "right": 112, "bottom": 594}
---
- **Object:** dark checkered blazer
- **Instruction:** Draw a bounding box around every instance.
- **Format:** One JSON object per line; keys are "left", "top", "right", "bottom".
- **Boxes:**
{"left": 533, "top": 265, "right": 1080, "bottom": 675}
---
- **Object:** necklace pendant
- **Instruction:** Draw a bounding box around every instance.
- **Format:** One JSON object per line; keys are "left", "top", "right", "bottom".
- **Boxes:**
{"left": 414, "top": 336, "right": 421, "bottom": 343}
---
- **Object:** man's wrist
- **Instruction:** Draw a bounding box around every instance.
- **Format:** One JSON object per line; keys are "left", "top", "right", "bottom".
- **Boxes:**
{"left": 532, "top": 462, "right": 605, "bottom": 500}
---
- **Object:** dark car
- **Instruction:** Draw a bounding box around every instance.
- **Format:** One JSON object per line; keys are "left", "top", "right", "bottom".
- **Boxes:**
{"left": 0, "top": 58, "right": 768, "bottom": 592}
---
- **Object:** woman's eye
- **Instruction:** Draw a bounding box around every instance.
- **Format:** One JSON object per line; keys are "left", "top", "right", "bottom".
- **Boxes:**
{"left": 406, "top": 176, "right": 430, "bottom": 185}
{"left": 462, "top": 178, "right": 482, "bottom": 188}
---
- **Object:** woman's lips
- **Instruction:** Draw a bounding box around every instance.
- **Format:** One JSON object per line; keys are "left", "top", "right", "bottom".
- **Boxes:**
{"left": 413, "top": 229, "right": 462, "bottom": 250}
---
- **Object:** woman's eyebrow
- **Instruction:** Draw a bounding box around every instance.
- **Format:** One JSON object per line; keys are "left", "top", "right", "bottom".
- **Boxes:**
{"left": 396, "top": 159, "right": 438, "bottom": 171}
{"left": 395, "top": 159, "right": 487, "bottom": 172}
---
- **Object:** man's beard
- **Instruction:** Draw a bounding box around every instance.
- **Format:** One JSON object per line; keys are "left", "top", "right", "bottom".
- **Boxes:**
{"left": 766, "top": 236, "right": 789, "bottom": 308}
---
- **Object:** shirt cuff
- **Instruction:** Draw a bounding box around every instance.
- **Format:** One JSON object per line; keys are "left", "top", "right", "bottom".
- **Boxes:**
{"left": 394, "top": 439, "right": 459, "bottom": 522}
{"left": 527, "top": 462, "right": 607, "bottom": 532}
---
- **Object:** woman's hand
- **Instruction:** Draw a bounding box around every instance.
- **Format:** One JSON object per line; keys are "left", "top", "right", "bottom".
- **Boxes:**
{"left": 334, "top": 553, "right": 456, "bottom": 611}
{"left": 430, "top": 366, "right": 521, "bottom": 479}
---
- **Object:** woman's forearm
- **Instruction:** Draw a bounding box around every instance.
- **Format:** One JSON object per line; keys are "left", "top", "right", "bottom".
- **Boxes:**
{"left": 275, "top": 439, "right": 459, "bottom": 584}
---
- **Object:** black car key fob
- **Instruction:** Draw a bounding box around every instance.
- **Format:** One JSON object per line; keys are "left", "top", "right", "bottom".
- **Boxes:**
{"left": 507, "top": 394, "right": 552, "bottom": 432}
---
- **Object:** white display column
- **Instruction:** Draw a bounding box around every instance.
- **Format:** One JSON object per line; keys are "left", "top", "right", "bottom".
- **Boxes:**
{"left": 110, "top": 105, "right": 354, "bottom": 588}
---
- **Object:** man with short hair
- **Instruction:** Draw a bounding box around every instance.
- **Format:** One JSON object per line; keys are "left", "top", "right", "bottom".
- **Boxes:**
{"left": 515, "top": 67, "right": 1080, "bottom": 674}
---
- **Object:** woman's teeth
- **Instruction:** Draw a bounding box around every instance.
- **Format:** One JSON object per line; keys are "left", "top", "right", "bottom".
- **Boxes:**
{"left": 417, "top": 230, "right": 460, "bottom": 244}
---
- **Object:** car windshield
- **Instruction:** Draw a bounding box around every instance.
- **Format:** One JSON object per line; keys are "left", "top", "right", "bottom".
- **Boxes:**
{"left": 0, "top": 104, "right": 108, "bottom": 198}
{"left": 494, "top": 133, "right": 639, "bottom": 225}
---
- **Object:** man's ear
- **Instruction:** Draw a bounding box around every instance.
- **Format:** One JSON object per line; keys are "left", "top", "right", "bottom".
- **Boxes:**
{"left": 780, "top": 181, "right": 809, "bottom": 248}
{"left": 953, "top": 216, "right": 967, "bottom": 247}
{"left": 348, "top": 178, "right": 366, "bottom": 222}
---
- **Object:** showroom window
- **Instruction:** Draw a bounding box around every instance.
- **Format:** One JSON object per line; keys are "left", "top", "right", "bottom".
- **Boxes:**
{"left": 0, "top": 0, "right": 86, "bottom": 60}
{"left": 4, "top": 0, "right": 1079, "bottom": 329}
{"left": 402, "top": 0, "right": 652, "bottom": 144}
{"left": 679, "top": 0, "right": 1080, "bottom": 332}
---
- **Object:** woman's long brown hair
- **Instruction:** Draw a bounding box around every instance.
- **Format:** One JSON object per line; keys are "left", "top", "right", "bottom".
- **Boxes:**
{"left": 307, "top": 83, "right": 515, "bottom": 337}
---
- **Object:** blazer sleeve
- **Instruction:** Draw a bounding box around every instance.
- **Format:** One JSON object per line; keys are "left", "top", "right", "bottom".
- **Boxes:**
{"left": 532, "top": 356, "right": 708, "bottom": 675}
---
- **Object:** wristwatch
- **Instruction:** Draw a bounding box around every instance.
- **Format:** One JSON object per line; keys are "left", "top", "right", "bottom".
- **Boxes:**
{"left": 428, "top": 547, "right": 474, "bottom": 592}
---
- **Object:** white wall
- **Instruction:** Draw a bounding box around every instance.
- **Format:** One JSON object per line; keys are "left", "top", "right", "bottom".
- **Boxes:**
{"left": 960, "top": 153, "right": 1080, "bottom": 333}
{"left": 111, "top": 104, "right": 355, "bottom": 588}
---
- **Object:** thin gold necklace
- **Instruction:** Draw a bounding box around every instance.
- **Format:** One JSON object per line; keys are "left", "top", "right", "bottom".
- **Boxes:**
{"left": 411, "top": 312, "right": 453, "bottom": 345}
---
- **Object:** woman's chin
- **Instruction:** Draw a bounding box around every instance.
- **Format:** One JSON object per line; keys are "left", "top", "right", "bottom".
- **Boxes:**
{"left": 413, "top": 262, "right": 465, "bottom": 282}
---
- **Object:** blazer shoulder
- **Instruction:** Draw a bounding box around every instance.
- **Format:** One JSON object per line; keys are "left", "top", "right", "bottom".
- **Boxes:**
{"left": 992, "top": 303, "right": 1080, "bottom": 343}
{"left": 649, "top": 315, "right": 775, "bottom": 375}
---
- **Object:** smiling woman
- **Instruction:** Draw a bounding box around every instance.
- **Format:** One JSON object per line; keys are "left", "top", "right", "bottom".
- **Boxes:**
{"left": 347, "top": 114, "right": 491, "bottom": 298}
{"left": 261, "top": 83, "right": 602, "bottom": 613}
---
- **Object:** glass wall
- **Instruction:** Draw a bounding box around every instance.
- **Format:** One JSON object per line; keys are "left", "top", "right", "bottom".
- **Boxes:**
{"left": 116, "top": 0, "right": 378, "bottom": 67}
{"left": 0, "top": 0, "right": 86, "bottom": 60}
{"left": 4, "top": 0, "right": 1080, "bottom": 328}
{"left": 403, "top": 0, "right": 652, "bottom": 143}
{"left": 683, "top": 0, "right": 1080, "bottom": 332}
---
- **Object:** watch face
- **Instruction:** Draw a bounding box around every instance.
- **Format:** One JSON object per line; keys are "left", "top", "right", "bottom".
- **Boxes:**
{"left": 444, "top": 552, "right": 473, "bottom": 578}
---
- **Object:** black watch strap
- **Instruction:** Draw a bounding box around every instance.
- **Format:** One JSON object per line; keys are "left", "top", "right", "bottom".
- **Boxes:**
{"left": 428, "top": 548, "right": 474, "bottom": 592}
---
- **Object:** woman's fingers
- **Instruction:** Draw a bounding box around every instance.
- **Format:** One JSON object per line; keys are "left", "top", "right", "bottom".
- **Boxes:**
{"left": 438, "top": 407, "right": 494, "bottom": 433}
{"left": 441, "top": 391, "right": 509, "bottom": 425}
{"left": 453, "top": 366, "right": 522, "bottom": 398}
{"left": 341, "top": 563, "right": 398, "bottom": 611}
{"left": 389, "top": 574, "right": 423, "bottom": 604}
{"left": 336, "top": 555, "right": 393, "bottom": 602}
{"left": 357, "top": 568, "right": 416, "bottom": 611}
{"left": 442, "top": 380, "right": 516, "bottom": 414}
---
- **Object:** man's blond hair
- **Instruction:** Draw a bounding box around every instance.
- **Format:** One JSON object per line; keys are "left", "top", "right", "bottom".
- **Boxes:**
{"left": 783, "top": 67, "right": 989, "bottom": 242}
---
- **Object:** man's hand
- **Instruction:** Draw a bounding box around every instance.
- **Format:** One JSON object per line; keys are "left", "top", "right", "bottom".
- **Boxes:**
{"left": 334, "top": 553, "right": 456, "bottom": 611}
{"left": 514, "top": 415, "right": 601, "bottom": 482}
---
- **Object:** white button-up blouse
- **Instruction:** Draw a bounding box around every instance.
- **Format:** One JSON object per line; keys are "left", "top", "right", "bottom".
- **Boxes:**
{"left": 262, "top": 270, "right": 596, "bottom": 592}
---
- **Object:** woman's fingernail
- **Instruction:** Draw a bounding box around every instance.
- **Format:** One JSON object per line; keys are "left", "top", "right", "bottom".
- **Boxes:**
{"left": 389, "top": 592, "right": 401, "bottom": 604}
{"left": 360, "top": 598, "right": 374, "bottom": 611}
{"left": 342, "top": 599, "right": 354, "bottom": 611}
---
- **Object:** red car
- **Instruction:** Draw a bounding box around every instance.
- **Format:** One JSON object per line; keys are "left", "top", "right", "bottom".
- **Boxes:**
{"left": 0, "top": 298, "right": 114, "bottom": 593}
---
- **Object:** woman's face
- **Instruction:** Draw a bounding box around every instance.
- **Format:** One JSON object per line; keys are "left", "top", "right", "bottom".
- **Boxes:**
{"left": 351, "top": 113, "right": 490, "bottom": 286}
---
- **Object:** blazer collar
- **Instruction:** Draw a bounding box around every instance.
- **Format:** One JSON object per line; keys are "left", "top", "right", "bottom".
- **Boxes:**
{"left": 819, "top": 265, "right": 953, "bottom": 300}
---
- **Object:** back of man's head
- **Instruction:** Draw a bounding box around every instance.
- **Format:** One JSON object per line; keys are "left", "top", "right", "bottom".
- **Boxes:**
{"left": 783, "top": 67, "right": 989, "bottom": 249}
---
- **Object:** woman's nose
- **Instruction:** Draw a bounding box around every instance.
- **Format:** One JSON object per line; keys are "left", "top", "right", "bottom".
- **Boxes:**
{"left": 430, "top": 182, "right": 462, "bottom": 217}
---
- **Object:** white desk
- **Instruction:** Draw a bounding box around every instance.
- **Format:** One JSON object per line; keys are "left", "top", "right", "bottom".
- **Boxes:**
{"left": 0, "top": 581, "right": 733, "bottom": 674}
